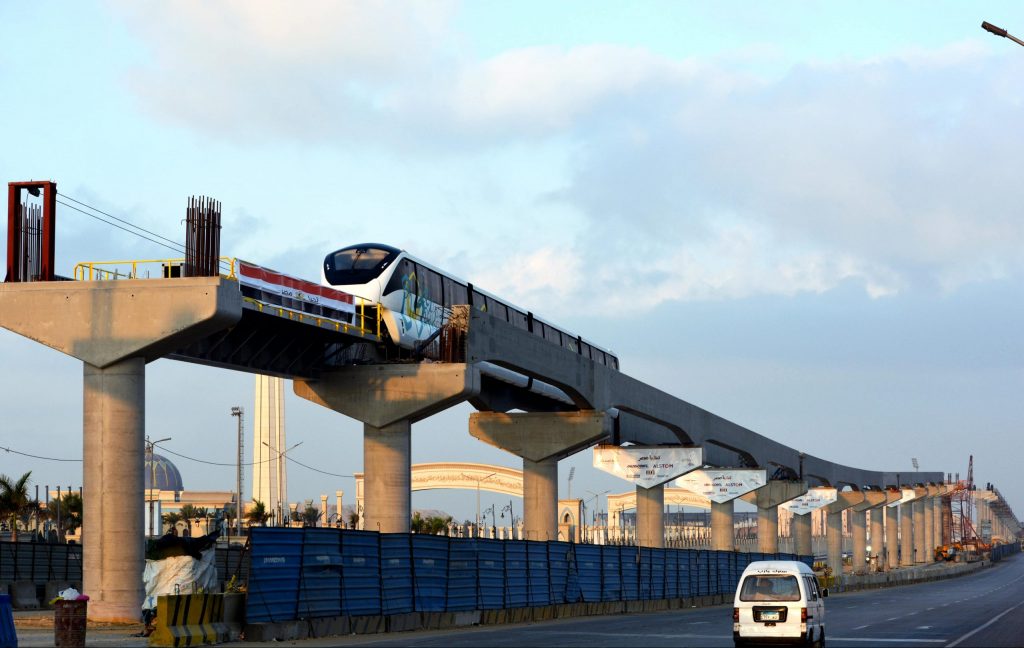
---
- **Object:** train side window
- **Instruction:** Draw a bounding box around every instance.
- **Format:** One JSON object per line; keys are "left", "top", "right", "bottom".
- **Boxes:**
{"left": 419, "top": 266, "right": 443, "bottom": 305}
{"left": 383, "top": 258, "right": 416, "bottom": 296}
{"left": 443, "top": 277, "right": 468, "bottom": 307}
{"left": 472, "top": 290, "right": 488, "bottom": 312}
{"left": 508, "top": 308, "right": 529, "bottom": 330}
{"left": 486, "top": 297, "right": 508, "bottom": 321}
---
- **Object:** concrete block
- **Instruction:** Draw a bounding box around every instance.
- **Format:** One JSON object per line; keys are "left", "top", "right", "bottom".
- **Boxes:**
{"left": 625, "top": 601, "right": 644, "bottom": 614}
{"left": 421, "top": 612, "right": 449, "bottom": 629}
{"left": 453, "top": 610, "right": 481, "bottom": 626}
{"left": 11, "top": 581, "right": 39, "bottom": 609}
{"left": 386, "top": 612, "right": 422, "bottom": 632}
{"left": 531, "top": 606, "right": 555, "bottom": 621}
{"left": 308, "top": 615, "right": 350, "bottom": 638}
{"left": 242, "top": 621, "right": 306, "bottom": 642}
{"left": 508, "top": 607, "right": 531, "bottom": 623}
{"left": 481, "top": 609, "right": 507, "bottom": 625}
{"left": 350, "top": 615, "right": 386, "bottom": 634}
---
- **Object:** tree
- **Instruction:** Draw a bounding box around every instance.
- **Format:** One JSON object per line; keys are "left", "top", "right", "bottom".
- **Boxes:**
{"left": 161, "top": 511, "right": 182, "bottom": 535}
{"left": 0, "top": 472, "right": 32, "bottom": 541}
{"left": 301, "top": 501, "right": 320, "bottom": 527}
{"left": 246, "top": 500, "right": 271, "bottom": 527}
{"left": 58, "top": 492, "right": 82, "bottom": 536}
{"left": 178, "top": 504, "right": 198, "bottom": 536}
{"left": 347, "top": 510, "right": 360, "bottom": 529}
{"left": 192, "top": 507, "right": 210, "bottom": 534}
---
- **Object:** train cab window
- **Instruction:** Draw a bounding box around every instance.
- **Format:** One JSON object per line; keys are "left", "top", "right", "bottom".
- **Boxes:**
{"left": 323, "top": 245, "right": 399, "bottom": 285}
{"left": 486, "top": 297, "right": 508, "bottom": 322}
{"left": 383, "top": 258, "right": 416, "bottom": 296}
{"left": 443, "top": 277, "right": 468, "bottom": 307}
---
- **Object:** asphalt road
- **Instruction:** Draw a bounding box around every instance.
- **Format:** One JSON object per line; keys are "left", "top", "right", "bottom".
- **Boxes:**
{"left": 14, "top": 555, "right": 1023, "bottom": 647}
{"left": 247, "top": 554, "right": 1024, "bottom": 648}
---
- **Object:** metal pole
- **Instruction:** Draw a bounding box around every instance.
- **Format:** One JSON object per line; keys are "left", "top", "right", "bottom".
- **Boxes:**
{"left": 232, "top": 407, "right": 244, "bottom": 537}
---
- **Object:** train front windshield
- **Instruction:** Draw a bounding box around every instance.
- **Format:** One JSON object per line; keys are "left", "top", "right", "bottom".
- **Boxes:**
{"left": 323, "top": 244, "right": 400, "bottom": 285}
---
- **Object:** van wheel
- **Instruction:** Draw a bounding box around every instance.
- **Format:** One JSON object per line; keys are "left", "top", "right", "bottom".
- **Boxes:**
{"left": 817, "top": 628, "right": 826, "bottom": 648}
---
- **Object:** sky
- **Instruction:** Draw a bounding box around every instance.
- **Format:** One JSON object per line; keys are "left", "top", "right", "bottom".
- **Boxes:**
{"left": 1, "top": 1, "right": 1022, "bottom": 525}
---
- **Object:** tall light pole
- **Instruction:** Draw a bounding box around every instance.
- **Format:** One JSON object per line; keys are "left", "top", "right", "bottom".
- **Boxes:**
{"left": 567, "top": 467, "right": 576, "bottom": 500}
{"left": 475, "top": 472, "right": 496, "bottom": 531}
{"left": 230, "top": 407, "right": 243, "bottom": 537}
{"left": 146, "top": 436, "right": 171, "bottom": 537}
{"left": 983, "top": 21, "right": 1024, "bottom": 47}
{"left": 262, "top": 440, "right": 303, "bottom": 527}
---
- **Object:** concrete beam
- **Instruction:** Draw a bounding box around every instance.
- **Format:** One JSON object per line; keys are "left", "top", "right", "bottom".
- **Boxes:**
{"left": 295, "top": 363, "right": 480, "bottom": 428}
{"left": 0, "top": 278, "right": 241, "bottom": 367}
{"left": 469, "top": 411, "right": 612, "bottom": 463}
{"left": 740, "top": 480, "right": 807, "bottom": 554}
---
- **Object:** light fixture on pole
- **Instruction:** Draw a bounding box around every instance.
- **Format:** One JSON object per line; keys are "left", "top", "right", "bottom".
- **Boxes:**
{"left": 912, "top": 458, "right": 919, "bottom": 472}
{"left": 982, "top": 21, "right": 1024, "bottom": 47}
{"left": 230, "top": 407, "right": 244, "bottom": 537}
{"left": 567, "top": 467, "right": 576, "bottom": 500}
{"left": 262, "top": 440, "right": 303, "bottom": 527}
{"left": 146, "top": 436, "right": 172, "bottom": 537}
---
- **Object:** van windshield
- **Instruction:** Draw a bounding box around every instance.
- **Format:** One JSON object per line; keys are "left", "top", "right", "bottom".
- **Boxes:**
{"left": 739, "top": 575, "right": 802, "bottom": 602}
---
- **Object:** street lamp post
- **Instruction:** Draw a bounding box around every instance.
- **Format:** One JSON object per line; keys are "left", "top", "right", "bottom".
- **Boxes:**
{"left": 983, "top": 21, "right": 1024, "bottom": 47}
{"left": 474, "top": 472, "right": 496, "bottom": 532}
{"left": 230, "top": 407, "right": 243, "bottom": 537}
{"left": 146, "top": 436, "right": 172, "bottom": 537}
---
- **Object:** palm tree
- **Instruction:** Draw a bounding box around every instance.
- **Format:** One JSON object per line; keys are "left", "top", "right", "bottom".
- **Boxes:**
{"left": 301, "top": 502, "right": 320, "bottom": 527}
{"left": 192, "top": 507, "right": 210, "bottom": 534}
{"left": 179, "top": 504, "right": 198, "bottom": 537}
{"left": 59, "top": 492, "right": 83, "bottom": 536}
{"left": 246, "top": 500, "right": 271, "bottom": 527}
{"left": 161, "top": 511, "right": 183, "bottom": 535}
{"left": 0, "top": 472, "right": 32, "bottom": 541}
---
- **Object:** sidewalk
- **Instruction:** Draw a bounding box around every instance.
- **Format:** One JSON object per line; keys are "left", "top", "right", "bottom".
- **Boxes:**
{"left": 13, "top": 609, "right": 147, "bottom": 647}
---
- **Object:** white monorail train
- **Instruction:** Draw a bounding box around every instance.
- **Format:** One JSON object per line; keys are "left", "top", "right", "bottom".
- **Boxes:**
{"left": 321, "top": 243, "right": 619, "bottom": 370}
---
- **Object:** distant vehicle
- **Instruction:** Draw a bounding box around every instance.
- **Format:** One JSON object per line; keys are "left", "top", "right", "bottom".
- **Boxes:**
{"left": 321, "top": 243, "right": 619, "bottom": 367}
{"left": 733, "top": 560, "right": 826, "bottom": 647}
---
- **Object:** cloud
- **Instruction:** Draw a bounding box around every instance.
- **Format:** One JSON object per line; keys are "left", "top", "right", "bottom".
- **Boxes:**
{"left": 110, "top": 4, "right": 1024, "bottom": 311}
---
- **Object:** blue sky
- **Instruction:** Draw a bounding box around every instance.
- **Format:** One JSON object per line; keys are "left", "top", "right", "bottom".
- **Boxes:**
{"left": 1, "top": 1, "right": 1022, "bottom": 523}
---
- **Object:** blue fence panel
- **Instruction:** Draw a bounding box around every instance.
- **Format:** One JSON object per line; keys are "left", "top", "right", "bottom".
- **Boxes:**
{"left": 446, "top": 538, "right": 477, "bottom": 612}
{"left": 715, "top": 551, "right": 731, "bottom": 596}
{"left": 505, "top": 541, "right": 529, "bottom": 608}
{"left": 341, "top": 530, "right": 381, "bottom": 616}
{"left": 547, "top": 541, "right": 573, "bottom": 604}
{"left": 527, "top": 541, "right": 551, "bottom": 607}
{"left": 601, "top": 545, "right": 622, "bottom": 602}
{"left": 380, "top": 534, "right": 414, "bottom": 615}
{"left": 412, "top": 535, "right": 448, "bottom": 612}
{"left": 638, "top": 548, "right": 652, "bottom": 600}
{"left": 664, "top": 549, "right": 678, "bottom": 599}
{"left": 620, "top": 546, "right": 639, "bottom": 600}
{"left": 575, "top": 544, "right": 602, "bottom": 603}
{"left": 679, "top": 549, "right": 694, "bottom": 598}
{"left": 298, "top": 528, "right": 341, "bottom": 618}
{"left": 697, "top": 550, "right": 711, "bottom": 597}
{"left": 476, "top": 539, "right": 505, "bottom": 609}
{"left": 247, "top": 528, "right": 303, "bottom": 623}
{"left": 649, "top": 548, "right": 665, "bottom": 600}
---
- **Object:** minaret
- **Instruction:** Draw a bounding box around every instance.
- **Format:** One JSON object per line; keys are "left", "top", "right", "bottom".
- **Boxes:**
{"left": 252, "top": 375, "right": 287, "bottom": 525}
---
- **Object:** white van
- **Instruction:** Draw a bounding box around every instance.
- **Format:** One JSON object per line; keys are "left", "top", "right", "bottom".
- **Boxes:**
{"left": 733, "top": 560, "right": 826, "bottom": 647}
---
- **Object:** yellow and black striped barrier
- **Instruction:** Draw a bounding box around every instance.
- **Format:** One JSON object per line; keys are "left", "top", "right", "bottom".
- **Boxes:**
{"left": 149, "top": 593, "right": 231, "bottom": 647}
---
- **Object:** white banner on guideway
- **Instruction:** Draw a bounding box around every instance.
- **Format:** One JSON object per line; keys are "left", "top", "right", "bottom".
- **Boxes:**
{"left": 780, "top": 487, "right": 838, "bottom": 515}
{"left": 674, "top": 469, "right": 766, "bottom": 503}
{"left": 592, "top": 445, "right": 701, "bottom": 489}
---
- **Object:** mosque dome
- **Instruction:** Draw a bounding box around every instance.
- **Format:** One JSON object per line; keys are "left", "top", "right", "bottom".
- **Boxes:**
{"left": 144, "top": 453, "right": 184, "bottom": 492}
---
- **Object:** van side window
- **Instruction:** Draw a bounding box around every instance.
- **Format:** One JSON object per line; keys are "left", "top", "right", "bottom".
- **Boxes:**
{"left": 804, "top": 577, "right": 818, "bottom": 601}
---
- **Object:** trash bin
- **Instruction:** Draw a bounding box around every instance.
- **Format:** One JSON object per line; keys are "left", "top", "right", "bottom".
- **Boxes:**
{"left": 53, "top": 599, "right": 87, "bottom": 648}
{"left": 0, "top": 594, "right": 16, "bottom": 648}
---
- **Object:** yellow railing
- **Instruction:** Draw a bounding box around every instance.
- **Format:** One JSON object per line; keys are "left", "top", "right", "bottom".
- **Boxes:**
{"left": 74, "top": 257, "right": 237, "bottom": 281}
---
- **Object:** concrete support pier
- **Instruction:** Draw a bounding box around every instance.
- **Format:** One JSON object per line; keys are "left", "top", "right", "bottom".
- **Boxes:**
{"left": 636, "top": 484, "right": 665, "bottom": 548}
{"left": 869, "top": 509, "right": 882, "bottom": 569}
{"left": 711, "top": 500, "right": 735, "bottom": 552}
{"left": 793, "top": 513, "right": 812, "bottom": 557}
{"left": 740, "top": 480, "right": 807, "bottom": 555}
{"left": 913, "top": 496, "right": 927, "bottom": 564}
{"left": 851, "top": 509, "right": 867, "bottom": 574}
{"left": 933, "top": 486, "right": 946, "bottom": 546}
{"left": 363, "top": 421, "right": 411, "bottom": 533}
{"left": 885, "top": 505, "right": 899, "bottom": 570}
{"left": 923, "top": 495, "right": 935, "bottom": 562}
{"left": 296, "top": 364, "right": 482, "bottom": 534}
{"left": 83, "top": 358, "right": 145, "bottom": 622}
{"left": 471, "top": 411, "right": 611, "bottom": 541}
{"left": 900, "top": 502, "right": 914, "bottom": 567}
{"left": 824, "top": 491, "right": 865, "bottom": 577}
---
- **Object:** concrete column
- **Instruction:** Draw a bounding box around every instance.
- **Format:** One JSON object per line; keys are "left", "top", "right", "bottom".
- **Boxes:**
{"left": 636, "top": 484, "right": 665, "bottom": 548}
{"left": 758, "top": 505, "right": 779, "bottom": 553}
{"left": 885, "top": 506, "right": 899, "bottom": 570}
{"left": 523, "top": 458, "right": 557, "bottom": 540}
{"left": 826, "top": 510, "right": 843, "bottom": 577}
{"left": 851, "top": 509, "right": 867, "bottom": 575}
{"left": 923, "top": 497, "right": 934, "bottom": 561}
{"left": 933, "top": 493, "right": 944, "bottom": 546}
{"left": 900, "top": 503, "right": 914, "bottom": 567}
{"left": 83, "top": 358, "right": 145, "bottom": 623}
{"left": 363, "top": 421, "right": 411, "bottom": 533}
{"left": 869, "top": 509, "right": 883, "bottom": 571}
{"left": 793, "top": 513, "right": 812, "bottom": 557}
{"left": 913, "top": 499, "right": 927, "bottom": 564}
{"left": 711, "top": 500, "right": 735, "bottom": 552}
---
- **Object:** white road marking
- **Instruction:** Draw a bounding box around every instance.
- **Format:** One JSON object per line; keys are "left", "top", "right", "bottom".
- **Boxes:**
{"left": 916, "top": 625, "right": 932, "bottom": 630}
{"left": 854, "top": 624, "right": 870, "bottom": 629}
{"left": 947, "top": 599, "right": 1024, "bottom": 647}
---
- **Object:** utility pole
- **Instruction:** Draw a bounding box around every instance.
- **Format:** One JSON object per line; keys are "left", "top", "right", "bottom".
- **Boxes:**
{"left": 231, "top": 407, "right": 244, "bottom": 537}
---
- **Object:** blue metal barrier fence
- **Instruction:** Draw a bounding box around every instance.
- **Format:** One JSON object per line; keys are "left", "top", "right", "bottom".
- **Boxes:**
{"left": 246, "top": 528, "right": 812, "bottom": 624}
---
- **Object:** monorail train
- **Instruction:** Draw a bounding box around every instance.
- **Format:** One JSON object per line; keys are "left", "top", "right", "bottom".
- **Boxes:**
{"left": 321, "top": 243, "right": 619, "bottom": 370}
